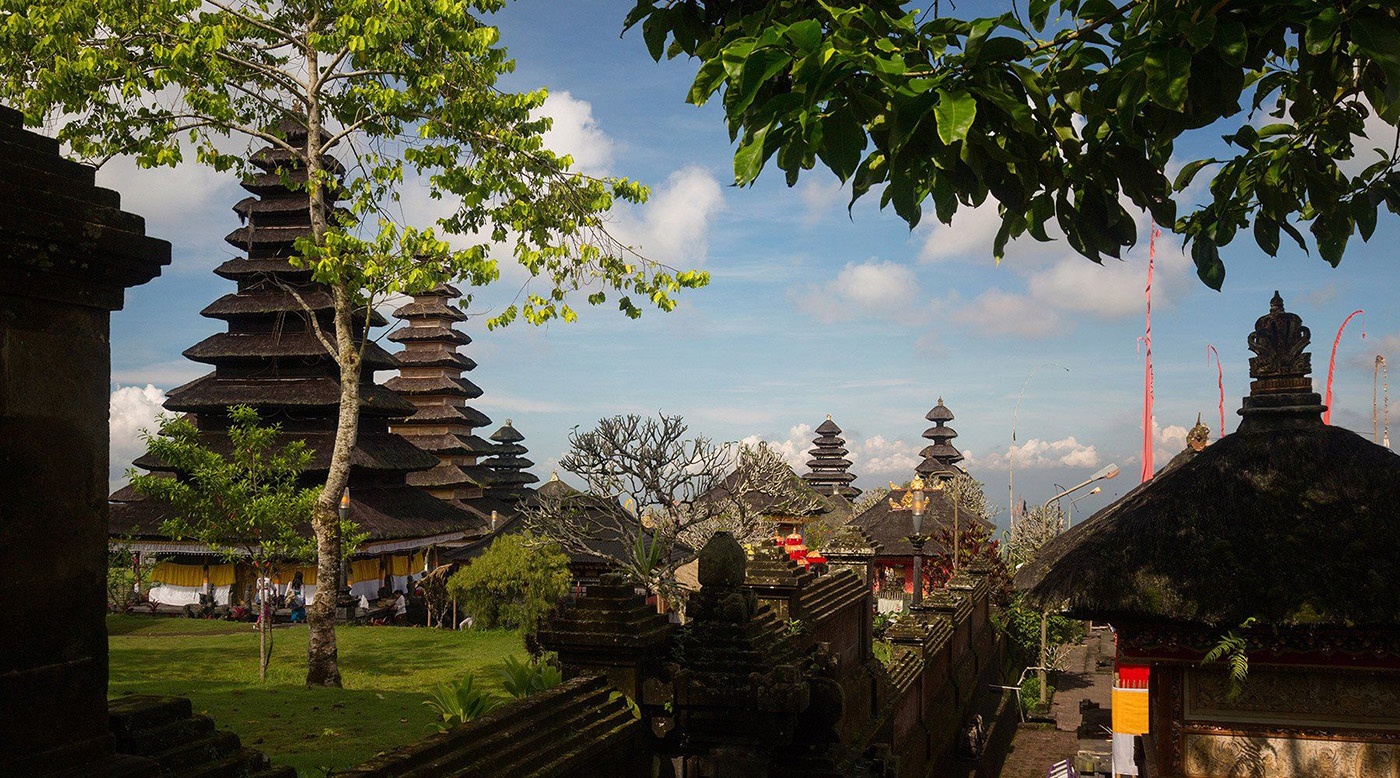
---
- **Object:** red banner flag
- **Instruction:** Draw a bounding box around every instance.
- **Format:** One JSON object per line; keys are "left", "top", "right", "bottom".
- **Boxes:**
{"left": 1207, "top": 345, "right": 1225, "bottom": 439}
{"left": 1324, "top": 310, "right": 1365, "bottom": 425}
{"left": 1141, "top": 224, "right": 1159, "bottom": 483}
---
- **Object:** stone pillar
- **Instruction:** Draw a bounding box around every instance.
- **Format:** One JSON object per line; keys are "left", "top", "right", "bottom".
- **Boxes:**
{"left": 820, "top": 524, "right": 880, "bottom": 586}
{"left": 743, "top": 542, "right": 814, "bottom": 621}
{"left": 0, "top": 106, "right": 168, "bottom": 774}
{"left": 535, "top": 572, "right": 673, "bottom": 705}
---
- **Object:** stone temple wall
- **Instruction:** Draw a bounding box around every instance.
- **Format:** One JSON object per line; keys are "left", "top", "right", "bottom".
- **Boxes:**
{"left": 358, "top": 530, "right": 1004, "bottom": 777}
{"left": 0, "top": 105, "right": 169, "bottom": 775}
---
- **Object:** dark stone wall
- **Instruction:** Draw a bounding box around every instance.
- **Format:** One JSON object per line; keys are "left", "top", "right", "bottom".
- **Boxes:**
{"left": 0, "top": 106, "right": 168, "bottom": 774}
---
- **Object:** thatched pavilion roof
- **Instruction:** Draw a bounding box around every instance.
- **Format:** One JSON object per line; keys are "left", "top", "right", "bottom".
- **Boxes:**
{"left": 1017, "top": 293, "right": 1400, "bottom": 629}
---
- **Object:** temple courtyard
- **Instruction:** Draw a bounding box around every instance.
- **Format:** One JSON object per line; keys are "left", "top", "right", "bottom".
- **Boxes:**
{"left": 106, "top": 616, "right": 525, "bottom": 774}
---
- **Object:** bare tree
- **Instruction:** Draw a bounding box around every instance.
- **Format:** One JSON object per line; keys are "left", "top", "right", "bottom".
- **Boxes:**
{"left": 524, "top": 414, "right": 825, "bottom": 598}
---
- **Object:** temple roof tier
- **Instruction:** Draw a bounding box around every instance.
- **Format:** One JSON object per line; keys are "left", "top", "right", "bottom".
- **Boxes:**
{"left": 386, "top": 325, "right": 472, "bottom": 346}
{"left": 182, "top": 333, "right": 397, "bottom": 370}
{"left": 163, "top": 374, "right": 418, "bottom": 417}
{"left": 382, "top": 375, "right": 483, "bottom": 399}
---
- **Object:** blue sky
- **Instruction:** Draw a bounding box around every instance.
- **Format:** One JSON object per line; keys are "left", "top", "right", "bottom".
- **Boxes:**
{"left": 105, "top": 2, "right": 1400, "bottom": 529}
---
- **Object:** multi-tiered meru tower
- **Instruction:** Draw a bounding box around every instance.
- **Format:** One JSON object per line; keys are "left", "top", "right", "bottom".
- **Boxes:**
{"left": 915, "top": 398, "right": 964, "bottom": 480}
{"left": 111, "top": 123, "right": 488, "bottom": 572}
{"left": 801, "top": 415, "right": 861, "bottom": 499}
{"left": 385, "top": 285, "right": 517, "bottom": 519}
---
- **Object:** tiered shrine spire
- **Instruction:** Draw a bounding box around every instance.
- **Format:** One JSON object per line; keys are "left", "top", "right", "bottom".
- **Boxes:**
{"left": 111, "top": 121, "right": 485, "bottom": 544}
{"left": 915, "top": 397, "right": 964, "bottom": 479}
{"left": 385, "top": 285, "right": 499, "bottom": 512}
{"left": 482, "top": 420, "right": 539, "bottom": 502}
{"left": 801, "top": 415, "right": 861, "bottom": 499}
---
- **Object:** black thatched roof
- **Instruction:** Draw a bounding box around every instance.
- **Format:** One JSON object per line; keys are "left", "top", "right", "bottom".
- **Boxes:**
{"left": 183, "top": 332, "right": 398, "bottom": 370}
{"left": 112, "top": 484, "right": 486, "bottom": 542}
{"left": 1016, "top": 425, "right": 1400, "bottom": 628}
{"left": 132, "top": 429, "right": 440, "bottom": 474}
{"left": 849, "top": 487, "right": 994, "bottom": 557}
{"left": 383, "top": 375, "right": 483, "bottom": 398}
{"left": 163, "top": 374, "right": 418, "bottom": 417}
{"left": 1018, "top": 293, "right": 1400, "bottom": 629}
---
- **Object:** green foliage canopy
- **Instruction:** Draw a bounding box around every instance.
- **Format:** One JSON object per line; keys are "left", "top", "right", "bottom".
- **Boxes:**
{"left": 128, "top": 405, "right": 322, "bottom": 566}
{"left": 446, "top": 532, "right": 572, "bottom": 631}
{"left": 2, "top": 0, "right": 708, "bottom": 323}
{"left": 626, "top": 0, "right": 1400, "bottom": 288}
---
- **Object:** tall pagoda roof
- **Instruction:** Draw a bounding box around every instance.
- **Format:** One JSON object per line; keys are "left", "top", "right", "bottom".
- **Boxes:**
{"left": 801, "top": 414, "right": 861, "bottom": 499}
{"left": 915, "top": 397, "right": 964, "bottom": 476}
{"left": 111, "top": 128, "right": 485, "bottom": 544}
{"left": 1018, "top": 294, "right": 1400, "bottom": 628}
{"left": 385, "top": 284, "right": 505, "bottom": 513}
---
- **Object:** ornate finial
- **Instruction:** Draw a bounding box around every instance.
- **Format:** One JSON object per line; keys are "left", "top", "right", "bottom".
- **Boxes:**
{"left": 549, "top": 470, "right": 560, "bottom": 482}
{"left": 505, "top": 418, "right": 513, "bottom": 426}
{"left": 1247, "top": 292, "right": 1312, "bottom": 395}
{"left": 826, "top": 413, "right": 832, "bottom": 420}
{"left": 1187, "top": 414, "right": 1210, "bottom": 451}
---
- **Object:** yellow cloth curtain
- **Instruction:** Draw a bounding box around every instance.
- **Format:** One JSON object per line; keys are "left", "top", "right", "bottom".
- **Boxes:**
{"left": 1111, "top": 687, "right": 1150, "bottom": 735}
{"left": 150, "top": 562, "right": 205, "bottom": 588}
{"left": 206, "top": 564, "right": 236, "bottom": 587}
{"left": 276, "top": 566, "right": 317, "bottom": 584}
{"left": 388, "top": 555, "right": 412, "bottom": 576}
{"left": 410, "top": 551, "right": 426, "bottom": 572}
{"left": 349, "top": 559, "right": 380, "bottom": 584}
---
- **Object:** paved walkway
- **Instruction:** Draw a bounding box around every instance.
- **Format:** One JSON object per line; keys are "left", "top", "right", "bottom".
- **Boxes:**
{"left": 994, "top": 627, "right": 1117, "bottom": 777}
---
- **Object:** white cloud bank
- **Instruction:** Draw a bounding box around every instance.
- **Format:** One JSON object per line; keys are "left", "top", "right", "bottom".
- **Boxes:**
{"left": 797, "top": 259, "right": 922, "bottom": 323}
{"left": 109, "top": 384, "right": 167, "bottom": 490}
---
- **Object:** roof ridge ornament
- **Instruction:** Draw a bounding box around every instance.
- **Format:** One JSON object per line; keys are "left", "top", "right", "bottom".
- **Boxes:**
{"left": 1248, "top": 291, "right": 1312, "bottom": 395}
{"left": 1238, "top": 292, "right": 1326, "bottom": 431}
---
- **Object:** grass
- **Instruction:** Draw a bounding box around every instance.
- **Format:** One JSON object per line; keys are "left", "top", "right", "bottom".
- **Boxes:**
{"left": 107, "top": 615, "right": 526, "bottom": 775}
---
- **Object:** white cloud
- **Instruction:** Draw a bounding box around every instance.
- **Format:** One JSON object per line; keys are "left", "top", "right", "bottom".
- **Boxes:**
{"left": 536, "top": 91, "right": 615, "bottom": 177}
{"left": 1152, "top": 420, "right": 1189, "bottom": 467}
{"left": 614, "top": 166, "right": 725, "bottom": 268}
{"left": 962, "top": 436, "right": 1100, "bottom": 470}
{"left": 797, "top": 177, "right": 844, "bottom": 224}
{"left": 917, "top": 201, "right": 1004, "bottom": 264}
{"left": 109, "top": 384, "right": 167, "bottom": 490}
{"left": 741, "top": 423, "right": 811, "bottom": 469}
{"left": 851, "top": 435, "right": 922, "bottom": 479}
{"left": 798, "top": 259, "right": 921, "bottom": 323}
{"left": 956, "top": 288, "right": 1063, "bottom": 337}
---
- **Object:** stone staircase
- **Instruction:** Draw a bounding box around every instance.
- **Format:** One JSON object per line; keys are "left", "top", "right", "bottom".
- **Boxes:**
{"left": 105, "top": 696, "right": 294, "bottom": 778}
{"left": 339, "top": 675, "right": 646, "bottom": 777}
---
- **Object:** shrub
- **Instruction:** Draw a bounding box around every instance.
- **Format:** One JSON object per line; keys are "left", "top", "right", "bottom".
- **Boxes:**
{"left": 446, "top": 532, "right": 571, "bottom": 631}
{"left": 423, "top": 673, "right": 501, "bottom": 728}
{"left": 493, "top": 655, "right": 563, "bottom": 699}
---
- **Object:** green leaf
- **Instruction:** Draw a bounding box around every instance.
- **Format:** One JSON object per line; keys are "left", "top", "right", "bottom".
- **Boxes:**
{"left": 1353, "top": 195, "right": 1379, "bottom": 242}
{"left": 1144, "top": 47, "right": 1192, "bottom": 110}
{"left": 734, "top": 124, "right": 772, "bottom": 185}
{"left": 817, "top": 109, "right": 865, "bottom": 181}
{"left": 1253, "top": 216, "right": 1280, "bottom": 257}
{"left": 1173, "top": 158, "right": 1215, "bottom": 191}
{"left": 1183, "top": 16, "right": 1216, "bottom": 51}
{"left": 1192, "top": 238, "right": 1225, "bottom": 289}
{"left": 784, "top": 19, "right": 822, "bottom": 54}
{"left": 1304, "top": 8, "right": 1340, "bottom": 56}
{"left": 934, "top": 89, "right": 977, "bottom": 146}
{"left": 1215, "top": 20, "right": 1248, "bottom": 66}
{"left": 1353, "top": 11, "right": 1400, "bottom": 86}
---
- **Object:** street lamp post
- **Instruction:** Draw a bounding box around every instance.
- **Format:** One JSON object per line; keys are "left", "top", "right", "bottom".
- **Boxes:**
{"left": 1044, "top": 463, "right": 1120, "bottom": 512}
{"left": 907, "top": 479, "right": 929, "bottom": 608}
{"left": 1067, "top": 486, "right": 1102, "bottom": 527}
{"left": 338, "top": 488, "right": 350, "bottom": 595}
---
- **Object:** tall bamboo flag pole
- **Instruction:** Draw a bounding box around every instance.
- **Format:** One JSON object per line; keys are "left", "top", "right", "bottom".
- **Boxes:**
{"left": 1207, "top": 345, "right": 1225, "bottom": 438}
{"left": 1141, "top": 224, "right": 1160, "bottom": 483}
{"left": 1324, "top": 309, "right": 1365, "bottom": 425}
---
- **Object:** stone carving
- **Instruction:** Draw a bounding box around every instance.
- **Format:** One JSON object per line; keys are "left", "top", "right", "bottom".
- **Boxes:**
{"left": 1247, "top": 291, "right": 1312, "bottom": 392}
{"left": 1183, "top": 732, "right": 1400, "bottom": 778}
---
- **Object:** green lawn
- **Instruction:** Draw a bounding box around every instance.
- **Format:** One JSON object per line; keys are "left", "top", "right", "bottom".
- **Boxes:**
{"left": 107, "top": 615, "right": 525, "bottom": 775}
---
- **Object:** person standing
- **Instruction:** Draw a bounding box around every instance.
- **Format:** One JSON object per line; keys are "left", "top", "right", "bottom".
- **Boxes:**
{"left": 392, "top": 590, "right": 407, "bottom": 626}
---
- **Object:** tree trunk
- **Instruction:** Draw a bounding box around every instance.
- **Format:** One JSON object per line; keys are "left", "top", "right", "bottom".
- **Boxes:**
{"left": 302, "top": 82, "right": 361, "bottom": 687}
{"left": 259, "top": 572, "right": 270, "bottom": 681}
{"left": 1038, "top": 610, "right": 1049, "bottom": 707}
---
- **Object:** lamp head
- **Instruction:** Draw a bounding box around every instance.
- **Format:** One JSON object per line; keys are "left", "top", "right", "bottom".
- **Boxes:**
{"left": 1093, "top": 463, "right": 1121, "bottom": 481}
{"left": 1089, "top": 486, "right": 1102, "bottom": 496}
{"left": 339, "top": 488, "right": 350, "bottom": 511}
